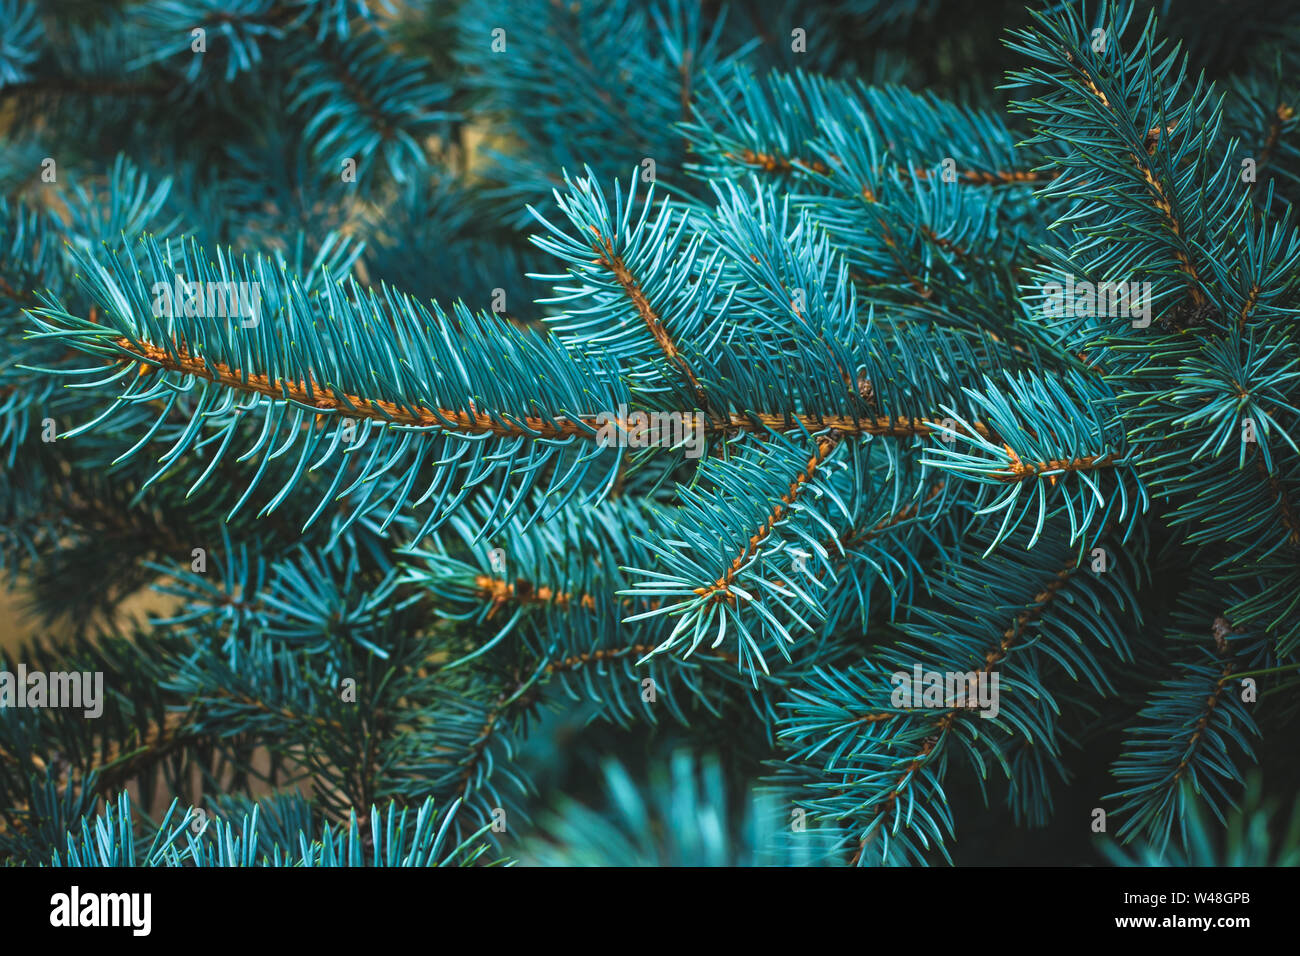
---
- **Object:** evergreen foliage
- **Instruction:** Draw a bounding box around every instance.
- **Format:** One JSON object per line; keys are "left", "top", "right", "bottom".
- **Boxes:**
{"left": 2, "top": 0, "right": 1299, "bottom": 867}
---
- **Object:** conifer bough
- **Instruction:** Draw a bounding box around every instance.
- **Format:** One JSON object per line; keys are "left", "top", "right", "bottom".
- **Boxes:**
{"left": 1, "top": 0, "right": 1298, "bottom": 868}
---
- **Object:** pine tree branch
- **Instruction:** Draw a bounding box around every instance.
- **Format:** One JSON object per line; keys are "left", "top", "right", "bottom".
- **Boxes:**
{"left": 107, "top": 332, "right": 1016, "bottom": 444}
{"left": 0, "top": 710, "right": 198, "bottom": 840}
{"left": 455, "top": 693, "right": 506, "bottom": 800}
{"left": 1171, "top": 650, "right": 1235, "bottom": 786}
{"left": 998, "top": 447, "right": 1117, "bottom": 482}
{"left": 693, "top": 433, "right": 841, "bottom": 605}
{"left": 589, "top": 228, "right": 709, "bottom": 406}
{"left": 832, "top": 479, "right": 947, "bottom": 555}
{"left": 1257, "top": 455, "right": 1300, "bottom": 547}
{"left": 544, "top": 642, "right": 738, "bottom": 672}
{"left": 847, "top": 561, "right": 1077, "bottom": 865}
{"left": 848, "top": 713, "right": 953, "bottom": 866}
{"left": 719, "top": 147, "right": 1058, "bottom": 186}
{"left": 1251, "top": 102, "right": 1296, "bottom": 194}
{"left": 1061, "top": 50, "right": 1208, "bottom": 306}
{"left": 475, "top": 574, "right": 598, "bottom": 616}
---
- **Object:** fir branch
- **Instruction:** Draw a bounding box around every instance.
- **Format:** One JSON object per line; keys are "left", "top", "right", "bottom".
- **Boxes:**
{"left": 588, "top": 227, "right": 709, "bottom": 406}
{"left": 1061, "top": 49, "right": 1208, "bottom": 307}
{"left": 1107, "top": 598, "right": 1267, "bottom": 849}
{"left": 61, "top": 320, "right": 1021, "bottom": 446}
{"left": 105, "top": 333, "right": 1011, "bottom": 442}
{"left": 693, "top": 432, "right": 842, "bottom": 606}
{"left": 845, "top": 563, "right": 1076, "bottom": 865}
